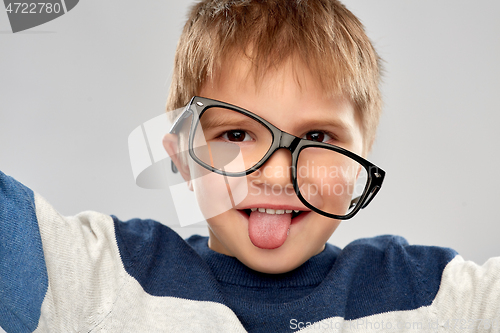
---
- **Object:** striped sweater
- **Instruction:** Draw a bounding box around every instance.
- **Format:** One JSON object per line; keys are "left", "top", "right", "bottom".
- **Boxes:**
{"left": 1, "top": 170, "right": 499, "bottom": 332}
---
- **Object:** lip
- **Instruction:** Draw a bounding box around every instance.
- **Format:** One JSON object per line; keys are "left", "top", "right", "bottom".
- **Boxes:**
{"left": 236, "top": 204, "right": 310, "bottom": 212}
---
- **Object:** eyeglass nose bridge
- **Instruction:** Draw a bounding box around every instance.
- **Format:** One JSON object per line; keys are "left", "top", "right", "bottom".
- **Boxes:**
{"left": 262, "top": 131, "right": 301, "bottom": 168}
{"left": 277, "top": 131, "right": 301, "bottom": 152}
{"left": 256, "top": 131, "right": 300, "bottom": 178}
{"left": 257, "top": 131, "right": 301, "bottom": 183}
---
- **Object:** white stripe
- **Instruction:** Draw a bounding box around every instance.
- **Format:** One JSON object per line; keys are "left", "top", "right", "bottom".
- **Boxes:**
{"left": 434, "top": 255, "right": 500, "bottom": 332}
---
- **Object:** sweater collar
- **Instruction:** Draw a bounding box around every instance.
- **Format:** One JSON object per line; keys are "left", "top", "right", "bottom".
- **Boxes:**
{"left": 186, "top": 235, "right": 340, "bottom": 288}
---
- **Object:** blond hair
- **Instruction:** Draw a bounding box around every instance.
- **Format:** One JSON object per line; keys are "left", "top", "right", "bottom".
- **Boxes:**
{"left": 167, "top": 0, "right": 382, "bottom": 151}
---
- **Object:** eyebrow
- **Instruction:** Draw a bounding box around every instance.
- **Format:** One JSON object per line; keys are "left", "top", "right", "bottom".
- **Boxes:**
{"left": 298, "top": 117, "right": 352, "bottom": 132}
{"left": 313, "top": 118, "right": 350, "bottom": 130}
{"left": 199, "top": 111, "right": 259, "bottom": 130}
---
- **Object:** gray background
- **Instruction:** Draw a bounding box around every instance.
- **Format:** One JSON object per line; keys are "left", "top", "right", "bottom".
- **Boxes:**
{"left": 1, "top": 0, "right": 499, "bottom": 265}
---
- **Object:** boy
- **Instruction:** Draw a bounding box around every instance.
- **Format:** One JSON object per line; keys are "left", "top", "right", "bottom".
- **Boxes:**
{"left": 1, "top": 1, "right": 499, "bottom": 333}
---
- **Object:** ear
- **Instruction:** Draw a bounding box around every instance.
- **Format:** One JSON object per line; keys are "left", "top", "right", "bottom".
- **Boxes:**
{"left": 162, "top": 133, "right": 193, "bottom": 191}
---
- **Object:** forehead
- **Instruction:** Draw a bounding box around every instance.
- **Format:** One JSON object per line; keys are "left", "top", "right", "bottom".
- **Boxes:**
{"left": 203, "top": 56, "right": 352, "bottom": 121}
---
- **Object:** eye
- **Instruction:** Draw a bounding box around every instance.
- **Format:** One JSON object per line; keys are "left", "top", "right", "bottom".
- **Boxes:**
{"left": 304, "top": 131, "right": 333, "bottom": 143}
{"left": 221, "top": 130, "right": 252, "bottom": 142}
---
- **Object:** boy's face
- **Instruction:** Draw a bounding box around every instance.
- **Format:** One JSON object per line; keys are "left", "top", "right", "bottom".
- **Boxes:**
{"left": 176, "top": 56, "right": 364, "bottom": 274}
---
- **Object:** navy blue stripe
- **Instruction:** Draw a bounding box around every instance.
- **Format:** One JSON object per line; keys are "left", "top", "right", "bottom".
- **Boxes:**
{"left": 337, "top": 236, "right": 457, "bottom": 320}
{"left": 0, "top": 171, "right": 48, "bottom": 333}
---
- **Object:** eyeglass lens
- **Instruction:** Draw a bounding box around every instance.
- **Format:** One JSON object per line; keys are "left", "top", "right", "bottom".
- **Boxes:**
{"left": 193, "top": 107, "right": 273, "bottom": 172}
{"left": 297, "top": 148, "right": 368, "bottom": 216}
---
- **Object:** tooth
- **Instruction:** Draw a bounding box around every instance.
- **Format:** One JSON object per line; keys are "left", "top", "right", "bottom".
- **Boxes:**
{"left": 258, "top": 208, "right": 266, "bottom": 213}
{"left": 294, "top": 210, "right": 299, "bottom": 213}
{"left": 285, "top": 210, "right": 292, "bottom": 213}
{"left": 251, "top": 208, "right": 257, "bottom": 212}
{"left": 276, "top": 210, "right": 285, "bottom": 214}
{"left": 266, "top": 209, "right": 276, "bottom": 214}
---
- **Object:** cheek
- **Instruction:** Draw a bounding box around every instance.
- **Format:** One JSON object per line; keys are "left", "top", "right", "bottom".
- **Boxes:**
{"left": 315, "top": 216, "right": 341, "bottom": 238}
{"left": 296, "top": 150, "right": 361, "bottom": 215}
{"left": 191, "top": 164, "right": 249, "bottom": 219}
{"left": 322, "top": 163, "right": 360, "bottom": 202}
{"left": 192, "top": 171, "right": 231, "bottom": 220}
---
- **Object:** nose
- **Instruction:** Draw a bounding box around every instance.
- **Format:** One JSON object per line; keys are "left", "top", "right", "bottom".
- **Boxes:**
{"left": 251, "top": 148, "right": 294, "bottom": 190}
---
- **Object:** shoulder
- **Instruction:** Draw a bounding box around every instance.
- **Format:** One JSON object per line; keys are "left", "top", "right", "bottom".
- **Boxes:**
{"left": 333, "top": 235, "right": 459, "bottom": 319}
{"left": 340, "top": 235, "right": 459, "bottom": 280}
{"left": 0, "top": 171, "right": 46, "bottom": 332}
{"left": 338, "top": 235, "right": 500, "bottom": 324}
{"left": 0, "top": 169, "right": 36, "bottom": 217}
{"left": 112, "top": 217, "right": 220, "bottom": 301}
{"left": 112, "top": 216, "right": 195, "bottom": 267}
{"left": 308, "top": 236, "right": 500, "bottom": 329}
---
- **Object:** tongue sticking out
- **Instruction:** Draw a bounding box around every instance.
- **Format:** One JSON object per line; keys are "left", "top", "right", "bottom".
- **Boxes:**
{"left": 248, "top": 210, "right": 292, "bottom": 249}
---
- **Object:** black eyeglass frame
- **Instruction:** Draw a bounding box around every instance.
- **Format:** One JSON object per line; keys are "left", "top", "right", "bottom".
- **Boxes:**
{"left": 170, "top": 96, "right": 385, "bottom": 220}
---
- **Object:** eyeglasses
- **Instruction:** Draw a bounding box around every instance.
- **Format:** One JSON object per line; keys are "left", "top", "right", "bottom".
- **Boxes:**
{"left": 170, "top": 96, "right": 385, "bottom": 220}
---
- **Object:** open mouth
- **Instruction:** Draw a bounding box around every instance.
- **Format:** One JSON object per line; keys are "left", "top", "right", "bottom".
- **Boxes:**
{"left": 241, "top": 208, "right": 305, "bottom": 220}
{"left": 238, "top": 207, "right": 310, "bottom": 249}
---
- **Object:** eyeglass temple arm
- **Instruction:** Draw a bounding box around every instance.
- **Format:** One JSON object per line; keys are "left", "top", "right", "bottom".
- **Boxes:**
{"left": 169, "top": 101, "right": 196, "bottom": 173}
{"left": 362, "top": 169, "right": 385, "bottom": 209}
{"left": 349, "top": 168, "right": 385, "bottom": 210}
{"left": 169, "top": 111, "right": 190, "bottom": 134}
{"left": 169, "top": 98, "right": 196, "bottom": 135}
{"left": 348, "top": 185, "right": 382, "bottom": 210}
{"left": 349, "top": 196, "right": 361, "bottom": 209}
{"left": 361, "top": 186, "right": 381, "bottom": 209}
